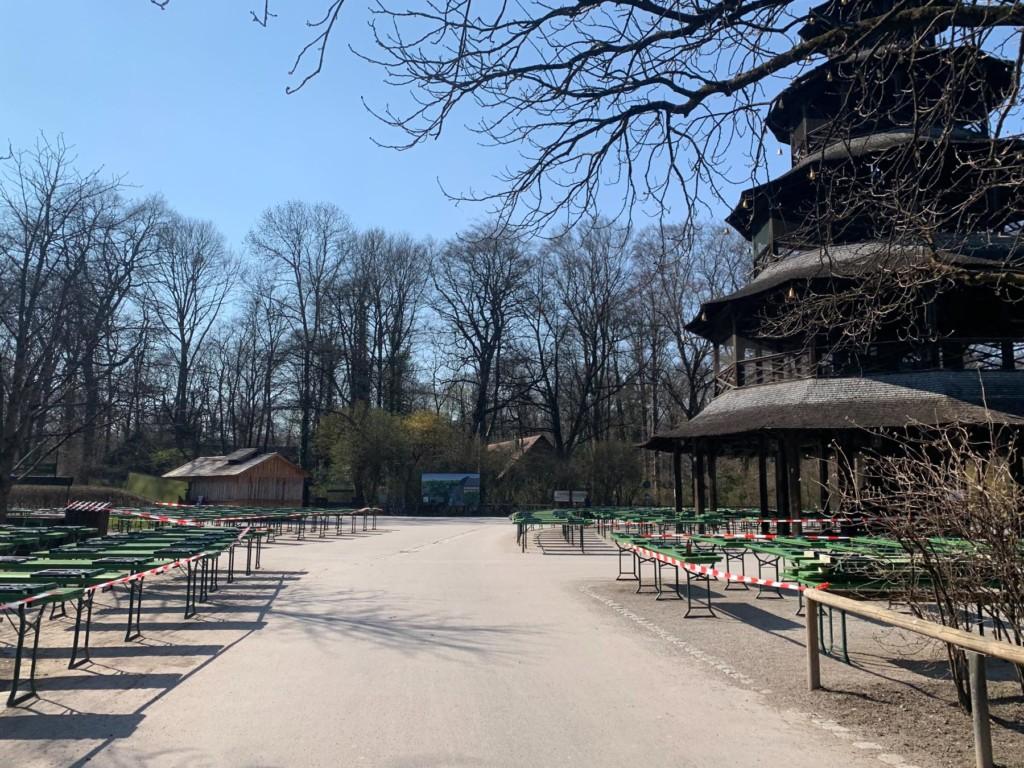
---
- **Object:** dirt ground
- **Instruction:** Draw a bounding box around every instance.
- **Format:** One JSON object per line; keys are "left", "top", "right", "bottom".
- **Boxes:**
{"left": 562, "top": 527, "right": 1024, "bottom": 768}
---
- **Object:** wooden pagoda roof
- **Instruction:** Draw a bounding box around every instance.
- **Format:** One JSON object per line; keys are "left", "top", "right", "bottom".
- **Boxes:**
{"left": 687, "top": 236, "right": 1023, "bottom": 338}
{"left": 644, "top": 370, "right": 1024, "bottom": 452}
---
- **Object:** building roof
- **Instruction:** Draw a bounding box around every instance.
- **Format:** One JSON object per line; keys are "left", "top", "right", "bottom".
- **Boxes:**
{"left": 644, "top": 370, "right": 1024, "bottom": 451}
{"left": 726, "top": 134, "right": 1024, "bottom": 239}
{"left": 765, "top": 47, "right": 1012, "bottom": 142}
{"left": 688, "top": 236, "right": 1023, "bottom": 336}
{"left": 487, "top": 433, "right": 555, "bottom": 479}
{"left": 163, "top": 452, "right": 305, "bottom": 479}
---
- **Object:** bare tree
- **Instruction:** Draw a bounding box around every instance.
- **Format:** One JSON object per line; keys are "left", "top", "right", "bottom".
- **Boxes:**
{"left": 433, "top": 224, "right": 530, "bottom": 439}
{"left": 834, "top": 422, "right": 1024, "bottom": 708}
{"left": 144, "top": 212, "right": 236, "bottom": 457}
{"left": 519, "top": 218, "right": 635, "bottom": 454}
{"left": 0, "top": 139, "right": 135, "bottom": 517}
{"left": 347, "top": 229, "right": 430, "bottom": 412}
{"left": 634, "top": 224, "right": 747, "bottom": 419}
{"left": 62, "top": 195, "right": 163, "bottom": 481}
{"left": 247, "top": 201, "right": 352, "bottom": 467}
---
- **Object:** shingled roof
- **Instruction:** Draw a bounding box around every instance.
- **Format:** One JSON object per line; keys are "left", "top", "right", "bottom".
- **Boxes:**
{"left": 688, "top": 236, "right": 1023, "bottom": 336}
{"left": 163, "top": 452, "right": 304, "bottom": 479}
{"left": 644, "top": 370, "right": 1024, "bottom": 451}
{"left": 487, "top": 433, "right": 555, "bottom": 479}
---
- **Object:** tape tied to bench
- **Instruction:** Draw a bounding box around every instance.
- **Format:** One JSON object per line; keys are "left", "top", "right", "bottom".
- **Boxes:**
{"left": 0, "top": 525, "right": 253, "bottom": 613}
{"left": 631, "top": 545, "right": 828, "bottom": 594}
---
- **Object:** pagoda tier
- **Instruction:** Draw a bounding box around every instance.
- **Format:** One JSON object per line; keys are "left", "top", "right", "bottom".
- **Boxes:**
{"left": 800, "top": 0, "right": 948, "bottom": 43}
{"left": 728, "top": 135, "right": 1024, "bottom": 259}
{"left": 766, "top": 46, "right": 1013, "bottom": 157}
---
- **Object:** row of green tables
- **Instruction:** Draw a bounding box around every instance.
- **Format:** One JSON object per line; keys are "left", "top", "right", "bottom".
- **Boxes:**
{"left": 112, "top": 504, "right": 379, "bottom": 539}
{"left": 1, "top": 522, "right": 264, "bottom": 706}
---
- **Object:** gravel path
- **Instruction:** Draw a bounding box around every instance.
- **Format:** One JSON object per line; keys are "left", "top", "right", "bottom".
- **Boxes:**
{"left": 2, "top": 518, "right": 917, "bottom": 767}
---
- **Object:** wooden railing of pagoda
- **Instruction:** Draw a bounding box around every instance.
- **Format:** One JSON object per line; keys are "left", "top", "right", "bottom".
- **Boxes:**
{"left": 716, "top": 349, "right": 819, "bottom": 393}
{"left": 714, "top": 338, "right": 1024, "bottom": 395}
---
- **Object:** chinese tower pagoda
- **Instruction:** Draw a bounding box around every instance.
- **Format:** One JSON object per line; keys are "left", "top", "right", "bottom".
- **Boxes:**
{"left": 646, "top": 0, "right": 1024, "bottom": 519}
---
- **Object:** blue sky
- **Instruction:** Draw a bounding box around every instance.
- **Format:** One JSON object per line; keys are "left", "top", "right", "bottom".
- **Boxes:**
{"left": 0, "top": 3, "right": 800, "bottom": 251}
{"left": 1, "top": 2, "right": 529, "bottom": 248}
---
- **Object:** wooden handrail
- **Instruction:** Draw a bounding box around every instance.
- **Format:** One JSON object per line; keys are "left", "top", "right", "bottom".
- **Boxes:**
{"left": 805, "top": 589, "right": 1024, "bottom": 666}
{"left": 804, "top": 589, "right": 1022, "bottom": 768}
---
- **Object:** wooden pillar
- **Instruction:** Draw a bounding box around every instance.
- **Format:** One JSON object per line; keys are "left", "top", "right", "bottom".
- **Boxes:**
{"left": 733, "top": 333, "right": 745, "bottom": 386}
{"left": 759, "top": 434, "right": 771, "bottom": 534}
{"left": 786, "top": 434, "right": 802, "bottom": 518}
{"left": 1002, "top": 341, "right": 1015, "bottom": 371}
{"left": 969, "top": 652, "right": 994, "bottom": 768}
{"left": 708, "top": 442, "right": 719, "bottom": 511}
{"left": 835, "top": 434, "right": 859, "bottom": 535}
{"left": 758, "top": 434, "right": 770, "bottom": 515}
{"left": 694, "top": 443, "right": 708, "bottom": 516}
{"left": 672, "top": 443, "right": 684, "bottom": 515}
{"left": 778, "top": 434, "right": 802, "bottom": 535}
{"left": 806, "top": 599, "right": 821, "bottom": 691}
{"left": 818, "top": 438, "right": 831, "bottom": 513}
{"left": 775, "top": 437, "right": 789, "bottom": 534}
{"left": 835, "top": 434, "right": 851, "bottom": 493}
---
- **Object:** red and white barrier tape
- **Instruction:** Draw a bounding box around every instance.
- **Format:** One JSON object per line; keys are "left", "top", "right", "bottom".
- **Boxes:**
{"left": 743, "top": 517, "right": 864, "bottom": 525}
{"left": 631, "top": 545, "right": 826, "bottom": 594}
{"left": 66, "top": 501, "right": 112, "bottom": 512}
{"left": 112, "top": 508, "right": 204, "bottom": 526}
{"left": 0, "top": 553, "right": 205, "bottom": 613}
{"left": 0, "top": 526, "right": 252, "bottom": 613}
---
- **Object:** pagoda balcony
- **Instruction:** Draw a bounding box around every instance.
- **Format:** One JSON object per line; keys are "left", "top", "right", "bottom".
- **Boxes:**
{"left": 715, "top": 337, "right": 1024, "bottom": 394}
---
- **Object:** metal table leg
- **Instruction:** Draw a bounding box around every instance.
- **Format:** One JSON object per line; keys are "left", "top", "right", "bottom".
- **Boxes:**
{"left": 6, "top": 604, "right": 45, "bottom": 706}
{"left": 125, "top": 577, "right": 144, "bottom": 641}
{"left": 684, "top": 569, "right": 716, "bottom": 618}
{"left": 69, "top": 590, "right": 95, "bottom": 669}
{"left": 184, "top": 562, "right": 198, "bottom": 619}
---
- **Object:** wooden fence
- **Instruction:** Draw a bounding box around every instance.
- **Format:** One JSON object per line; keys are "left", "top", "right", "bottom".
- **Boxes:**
{"left": 805, "top": 589, "right": 1024, "bottom": 768}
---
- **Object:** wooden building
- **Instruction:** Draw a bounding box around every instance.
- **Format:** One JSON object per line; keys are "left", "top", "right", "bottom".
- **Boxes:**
{"left": 487, "top": 433, "right": 556, "bottom": 480}
{"left": 645, "top": 0, "right": 1024, "bottom": 518}
{"left": 163, "top": 449, "right": 307, "bottom": 506}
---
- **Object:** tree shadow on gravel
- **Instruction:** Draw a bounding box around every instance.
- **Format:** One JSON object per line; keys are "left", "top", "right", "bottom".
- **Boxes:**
{"left": 0, "top": 567, "right": 298, "bottom": 765}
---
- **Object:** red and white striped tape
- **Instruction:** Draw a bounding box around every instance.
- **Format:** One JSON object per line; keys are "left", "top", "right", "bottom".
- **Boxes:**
{"left": 0, "top": 553, "right": 205, "bottom": 612}
{"left": 112, "top": 508, "right": 204, "bottom": 526}
{"left": 743, "top": 517, "right": 866, "bottom": 525}
{"left": 66, "top": 501, "right": 112, "bottom": 512}
{"left": 631, "top": 545, "right": 825, "bottom": 593}
{"left": 0, "top": 526, "right": 252, "bottom": 613}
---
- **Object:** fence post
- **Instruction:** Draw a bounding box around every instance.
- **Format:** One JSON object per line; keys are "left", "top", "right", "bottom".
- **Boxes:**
{"left": 806, "top": 597, "right": 821, "bottom": 690}
{"left": 968, "top": 652, "right": 993, "bottom": 768}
